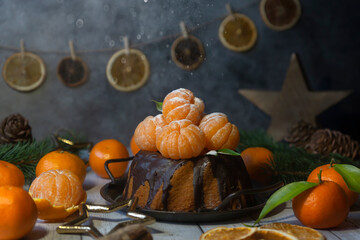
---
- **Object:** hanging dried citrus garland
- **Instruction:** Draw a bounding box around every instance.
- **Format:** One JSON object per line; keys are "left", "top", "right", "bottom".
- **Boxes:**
{"left": 2, "top": 40, "right": 46, "bottom": 92}
{"left": 106, "top": 37, "right": 150, "bottom": 92}
{"left": 57, "top": 41, "right": 88, "bottom": 87}
{"left": 171, "top": 21, "right": 205, "bottom": 71}
{"left": 259, "top": 0, "right": 301, "bottom": 31}
{"left": 218, "top": 4, "right": 258, "bottom": 52}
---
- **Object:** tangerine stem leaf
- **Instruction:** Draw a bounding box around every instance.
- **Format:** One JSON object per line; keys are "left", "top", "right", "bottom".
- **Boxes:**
{"left": 218, "top": 149, "right": 241, "bottom": 156}
{"left": 152, "top": 100, "right": 163, "bottom": 112}
{"left": 334, "top": 164, "right": 360, "bottom": 193}
{"left": 254, "top": 181, "right": 317, "bottom": 225}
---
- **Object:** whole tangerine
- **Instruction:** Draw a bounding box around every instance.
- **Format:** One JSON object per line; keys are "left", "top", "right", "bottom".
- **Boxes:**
{"left": 130, "top": 135, "right": 140, "bottom": 156}
{"left": 292, "top": 180, "right": 349, "bottom": 229}
{"left": 36, "top": 150, "right": 87, "bottom": 183}
{"left": 89, "top": 139, "right": 130, "bottom": 178}
{"left": 241, "top": 147, "right": 274, "bottom": 185}
{"left": 199, "top": 112, "right": 240, "bottom": 151}
{"left": 0, "top": 186, "right": 38, "bottom": 239}
{"left": 29, "top": 169, "right": 86, "bottom": 220}
{"left": 307, "top": 163, "right": 359, "bottom": 206}
{"left": 133, "top": 114, "right": 167, "bottom": 152}
{"left": 162, "top": 88, "right": 202, "bottom": 125}
{"left": 0, "top": 160, "right": 25, "bottom": 187}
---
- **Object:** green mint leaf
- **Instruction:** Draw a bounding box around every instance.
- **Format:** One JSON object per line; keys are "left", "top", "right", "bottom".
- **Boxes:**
{"left": 254, "top": 181, "right": 318, "bottom": 225}
{"left": 217, "top": 149, "right": 241, "bottom": 156}
{"left": 334, "top": 164, "right": 360, "bottom": 193}
{"left": 152, "top": 100, "right": 163, "bottom": 112}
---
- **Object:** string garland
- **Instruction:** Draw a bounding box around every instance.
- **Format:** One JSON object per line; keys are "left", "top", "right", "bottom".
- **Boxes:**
{"left": 0, "top": 0, "right": 301, "bottom": 92}
{"left": 0, "top": 1, "right": 260, "bottom": 54}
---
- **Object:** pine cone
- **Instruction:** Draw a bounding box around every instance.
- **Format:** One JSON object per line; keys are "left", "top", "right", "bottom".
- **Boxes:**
{"left": 0, "top": 114, "right": 32, "bottom": 144}
{"left": 307, "top": 129, "right": 360, "bottom": 159}
{"left": 285, "top": 120, "right": 317, "bottom": 150}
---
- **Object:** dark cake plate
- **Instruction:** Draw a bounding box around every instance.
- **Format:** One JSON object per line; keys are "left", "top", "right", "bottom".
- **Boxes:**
{"left": 100, "top": 171, "right": 283, "bottom": 223}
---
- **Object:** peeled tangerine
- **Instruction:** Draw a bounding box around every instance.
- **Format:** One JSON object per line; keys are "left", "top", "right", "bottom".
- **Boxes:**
{"left": 134, "top": 114, "right": 167, "bottom": 151}
{"left": 29, "top": 169, "right": 86, "bottom": 220}
{"left": 199, "top": 112, "right": 240, "bottom": 150}
{"left": 156, "top": 119, "right": 205, "bottom": 159}
{"left": 162, "top": 88, "right": 203, "bottom": 125}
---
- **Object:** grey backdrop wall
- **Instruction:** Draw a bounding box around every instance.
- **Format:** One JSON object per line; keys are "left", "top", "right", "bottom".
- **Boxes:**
{"left": 0, "top": 0, "right": 359, "bottom": 145}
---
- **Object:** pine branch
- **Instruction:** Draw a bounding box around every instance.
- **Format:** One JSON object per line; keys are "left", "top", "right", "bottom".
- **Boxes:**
{"left": 237, "top": 130, "right": 360, "bottom": 184}
{"left": 0, "top": 138, "right": 56, "bottom": 181}
{"left": 0, "top": 130, "right": 90, "bottom": 182}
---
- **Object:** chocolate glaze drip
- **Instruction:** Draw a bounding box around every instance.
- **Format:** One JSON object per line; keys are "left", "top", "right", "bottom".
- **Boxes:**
{"left": 193, "top": 157, "right": 206, "bottom": 211}
{"left": 122, "top": 150, "right": 254, "bottom": 212}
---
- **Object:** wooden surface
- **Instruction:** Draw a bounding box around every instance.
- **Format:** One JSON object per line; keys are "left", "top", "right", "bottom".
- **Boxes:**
{"left": 26, "top": 170, "right": 360, "bottom": 240}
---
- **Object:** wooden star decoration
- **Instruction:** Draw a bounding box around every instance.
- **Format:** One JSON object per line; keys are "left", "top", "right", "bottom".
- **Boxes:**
{"left": 239, "top": 53, "right": 352, "bottom": 141}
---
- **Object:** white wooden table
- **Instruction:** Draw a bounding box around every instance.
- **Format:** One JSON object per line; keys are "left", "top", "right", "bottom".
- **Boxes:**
{"left": 26, "top": 170, "right": 360, "bottom": 240}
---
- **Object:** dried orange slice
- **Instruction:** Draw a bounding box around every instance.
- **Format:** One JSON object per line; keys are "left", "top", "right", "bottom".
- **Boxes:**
{"left": 171, "top": 35, "right": 205, "bottom": 70}
{"left": 156, "top": 119, "right": 205, "bottom": 159}
{"left": 200, "top": 227, "right": 298, "bottom": 240}
{"left": 57, "top": 56, "right": 88, "bottom": 87}
{"left": 29, "top": 169, "right": 86, "bottom": 220}
{"left": 219, "top": 13, "right": 257, "bottom": 52}
{"left": 248, "top": 228, "right": 298, "bottom": 240}
{"left": 199, "top": 112, "right": 240, "bottom": 151}
{"left": 200, "top": 227, "right": 255, "bottom": 240}
{"left": 106, "top": 48, "right": 149, "bottom": 92}
{"left": 260, "top": 0, "right": 301, "bottom": 31}
{"left": 2, "top": 52, "right": 46, "bottom": 92}
{"left": 260, "top": 222, "right": 325, "bottom": 240}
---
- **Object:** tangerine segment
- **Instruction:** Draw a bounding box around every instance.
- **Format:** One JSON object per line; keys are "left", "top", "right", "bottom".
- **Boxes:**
{"left": 163, "top": 88, "right": 195, "bottom": 104}
{"left": 0, "top": 186, "right": 38, "bottom": 240}
{"left": 156, "top": 119, "right": 205, "bottom": 159}
{"left": 134, "top": 114, "right": 167, "bottom": 151}
{"left": 0, "top": 160, "right": 25, "bottom": 187}
{"left": 130, "top": 135, "right": 140, "bottom": 156}
{"left": 164, "top": 100, "right": 202, "bottom": 125}
{"left": 194, "top": 97, "right": 205, "bottom": 114}
{"left": 307, "top": 164, "right": 359, "bottom": 206}
{"left": 199, "top": 113, "right": 240, "bottom": 150}
{"left": 292, "top": 180, "right": 349, "bottom": 229}
{"left": 36, "top": 150, "right": 87, "bottom": 183}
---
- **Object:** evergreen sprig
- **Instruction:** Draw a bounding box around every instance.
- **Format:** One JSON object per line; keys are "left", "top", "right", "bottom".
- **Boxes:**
{"left": 0, "top": 138, "right": 56, "bottom": 181}
{"left": 237, "top": 130, "right": 360, "bottom": 184}
{"left": 0, "top": 130, "right": 89, "bottom": 182}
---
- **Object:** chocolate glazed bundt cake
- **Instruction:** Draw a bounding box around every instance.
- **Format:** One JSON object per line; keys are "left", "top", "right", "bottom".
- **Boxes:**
{"left": 122, "top": 150, "right": 254, "bottom": 212}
